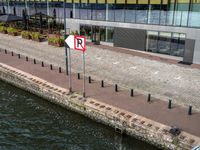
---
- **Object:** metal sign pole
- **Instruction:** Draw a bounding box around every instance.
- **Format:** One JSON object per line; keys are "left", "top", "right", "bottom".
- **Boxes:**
{"left": 68, "top": 46, "right": 72, "bottom": 93}
{"left": 83, "top": 51, "right": 86, "bottom": 97}
{"left": 64, "top": 0, "right": 69, "bottom": 76}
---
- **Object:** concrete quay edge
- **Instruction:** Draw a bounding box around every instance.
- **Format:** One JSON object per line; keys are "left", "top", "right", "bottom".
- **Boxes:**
{"left": 0, "top": 62, "right": 199, "bottom": 150}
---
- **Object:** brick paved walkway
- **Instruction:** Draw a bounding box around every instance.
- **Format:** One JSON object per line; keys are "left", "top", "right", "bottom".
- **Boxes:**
{"left": 0, "top": 50, "right": 200, "bottom": 137}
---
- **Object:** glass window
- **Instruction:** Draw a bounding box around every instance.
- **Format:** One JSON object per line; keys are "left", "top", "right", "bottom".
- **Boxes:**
{"left": 160, "top": 4, "right": 168, "bottom": 25}
{"left": 114, "top": 4, "right": 125, "bottom": 22}
{"left": 148, "top": 4, "right": 161, "bottom": 24}
{"left": 146, "top": 31, "right": 158, "bottom": 53}
{"left": 80, "top": 3, "right": 89, "bottom": 20}
{"left": 108, "top": 4, "right": 115, "bottom": 21}
{"left": 75, "top": 3, "right": 80, "bottom": 19}
{"left": 106, "top": 27, "right": 114, "bottom": 42}
{"left": 125, "top": 4, "right": 136, "bottom": 23}
{"left": 188, "top": 3, "right": 200, "bottom": 27}
{"left": 158, "top": 32, "right": 171, "bottom": 55}
{"left": 96, "top": 4, "right": 106, "bottom": 21}
{"left": 80, "top": 24, "right": 92, "bottom": 40}
{"left": 136, "top": 4, "right": 148, "bottom": 24}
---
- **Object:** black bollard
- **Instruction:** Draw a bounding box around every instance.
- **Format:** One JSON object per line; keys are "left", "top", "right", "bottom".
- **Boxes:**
{"left": 78, "top": 73, "right": 80, "bottom": 80}
{"left": 115, "top": 84, "right": 118, "bottom": 92}
{"left": 18, "top": 54, "right": 20, "bottom": 59}
{"left": 89, "top": 76, "right": 91, "bottom": 83}
{"left": 101, "top": 80, "right": 104, "bottom": 88}
{"left": 5, "top": 49, "right": 7, "bottom": 54}
{"left": 33, "top": 59, "right": 36, "bottom": 64}
{"left": 131, "top": 89, "right": 134, "bottom": 97}
{"left": 188, "top": 105, "right": 192, "bottom": 115}
{"left": 147, "top": 94, "right": 151, "bottom": 102}
{"left": 41, "top": 61, "right": 44, "bottom": 67}
{"left": 83, "top": 92, "right": 86, "bottom": 98}
{"left": 26, "top": 56, "right": 28, "bottom": 61}
{"left": 50, "top": 64, "right": 53, "bottom": 70}
{"left": 11, "top": 51, "right": 14, "bottom": 56}
{"left": 59, "top": 67, "right": 61, "bottom": 73}
{"left": 168, "top": 99, "right": 172, "bottom": 109}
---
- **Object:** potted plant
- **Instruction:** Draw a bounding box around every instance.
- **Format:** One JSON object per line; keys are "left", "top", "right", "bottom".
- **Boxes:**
{"left": 31, "top": 32, "right": 44, "bottom": 42}
{"left": 48, "top": 36, "right": 64, "bottom": 47}
{"left": 21, "top": 31, "right": 31, "bottom": 39}
{"left": 7, "top": 27, "right": 19, "bottom": 36}
{"left": 0, "top": 26, "right": 7, "bottom": 34}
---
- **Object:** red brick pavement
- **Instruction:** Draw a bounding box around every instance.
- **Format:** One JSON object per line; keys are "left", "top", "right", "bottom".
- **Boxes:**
{"left": 0, "top": 50, "right": 200, "bottom": 137}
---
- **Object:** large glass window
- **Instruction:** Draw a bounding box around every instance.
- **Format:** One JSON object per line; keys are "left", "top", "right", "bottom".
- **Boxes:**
{"left": 146, "top": 31, "right": 158, "bottom": 53}
{"left": 148, "top": 4, "right": 160, "bottom": 25}
{"left": 125, "top": 4, "right": 136, "bottom": 23}
{"left": 136, "top": 4, "right": 148, "bottom": 24}
{"left": 79, "top": 3, "right": 90, "bottom": 20}
{"left": 114, "top": 4, "right": 125, "bottom": 22}
{"left": 108, "top": 4, "right": 115, "bottom": 21}
{"left": 188, "top": 2, "right": 200, "bottom": 27}
{"left": 96, "top": 4, "right": 106, "bottom": 21}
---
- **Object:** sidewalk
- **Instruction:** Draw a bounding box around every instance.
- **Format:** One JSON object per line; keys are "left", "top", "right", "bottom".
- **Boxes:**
{"left": 88, "top": 42, "right": 200, "bottom": 70}
{"left": 0, "top": 50, "right": 200, "bottom": 137}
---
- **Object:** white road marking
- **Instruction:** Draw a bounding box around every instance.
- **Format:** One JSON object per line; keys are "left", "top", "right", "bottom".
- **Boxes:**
{"left": 129, "top": 66, "right": 137, "bottom": 70}
{"left": 174, "top": 76, "right": 181, "bottom": 80}
{"left": 154, "top": 71, "right": 159, "bottom": 75}
{"left": 113, "top": 61, "right": 120, "bottom": 65}
{"left": 95, "top": 57, "right": 102, "bottom": 60}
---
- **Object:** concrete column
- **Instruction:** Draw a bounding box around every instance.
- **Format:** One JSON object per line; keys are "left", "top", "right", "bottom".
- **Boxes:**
{"left": 106, "top": 4, "right": 108, "bottom": 21}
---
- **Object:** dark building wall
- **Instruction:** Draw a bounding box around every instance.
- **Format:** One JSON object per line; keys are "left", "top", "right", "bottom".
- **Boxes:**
{"left": 183, "top": 39, "right": 195, "bottom": 64}
{"left": 113, "top": 27, "right": 147, "bottom": 51}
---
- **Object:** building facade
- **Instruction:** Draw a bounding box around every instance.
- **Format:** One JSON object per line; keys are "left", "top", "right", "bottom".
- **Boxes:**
{"left": 0, "top": 0, "right": 200, "bottom": 64}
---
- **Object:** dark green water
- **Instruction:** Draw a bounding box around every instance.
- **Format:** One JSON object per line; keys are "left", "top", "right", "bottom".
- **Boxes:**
{"left": 0, "top": 80, "right": 159, "bottom": 150}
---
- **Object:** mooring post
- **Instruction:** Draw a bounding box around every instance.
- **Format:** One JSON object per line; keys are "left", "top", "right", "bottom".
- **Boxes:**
{"left": 115, "top": 84, "right": 118, "bottom": 92}
{"left": 168, "top": 99, "right": 172, "bottom": 109}
{"left": 41, "top": 61, "right": 44, "bottom": 67}
{"left": 101, "top": 80, "right": 104, "bottom": 88}
{"left": 26, "top": 56, "right": 28, "bottom": 61}
{"left": 59, "top": 67, "right": 62, "bottom": 73}
{"left": 18, "top": 54, "right": 20, "bottom": 59}
{"left": 188, "top": 105, "right": 192, "bottom": 115}
{"left": 78, "top": 73, "right": 80, "bottom": 80}
{"left": 148, "top": 94, "right": 151, "bottom": 102}
{"left": 50, "top": 64, "right": 53, "bottom": 70}
{"left": 5, "top": 49, "right": 7, "bottom": 54}
{"left": 89, "top": 76, "right": 91, "bottom": 83}
{"left": 131, "top": 89, "right": 134, "bottom": 97}
{"left": 33, "top": 59, "right": 36, "bottom": 64}
{"left": 11, "top": 51, "right": 14, "bottom": 56}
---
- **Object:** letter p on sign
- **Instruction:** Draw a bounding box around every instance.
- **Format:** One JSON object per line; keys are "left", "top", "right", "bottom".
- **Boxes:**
{"left": 74, "top": 36, "right": 86, "bottom": 52}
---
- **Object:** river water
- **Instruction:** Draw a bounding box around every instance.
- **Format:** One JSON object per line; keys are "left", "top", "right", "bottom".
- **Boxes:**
{"left": 0, "top": 80, "right": 158, "bottom": 150}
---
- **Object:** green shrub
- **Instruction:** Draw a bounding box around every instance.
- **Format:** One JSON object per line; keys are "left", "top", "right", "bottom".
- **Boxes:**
{"left": 31, "top": 32, "right": 43, "bottom": 40}
{"left": 0, "top": 26, "right": 7, "bottom": 32}
{"left": 7, "top": 27, "right": 17, "bottom": 34}
{"left": 48, "top": 36, "right": 64, "bottom": 44}
{"left": 21, "top": 31, "right": 31, "bottom": 38}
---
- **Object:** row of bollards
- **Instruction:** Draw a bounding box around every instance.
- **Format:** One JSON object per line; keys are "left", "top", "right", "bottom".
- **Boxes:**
{"left": 3, "top": 50, "right": 193, "bottom": 116}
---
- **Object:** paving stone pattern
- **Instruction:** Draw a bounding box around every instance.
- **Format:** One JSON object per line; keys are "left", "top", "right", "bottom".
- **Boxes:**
{"left": 0, "top": 33, "right": 200, "bottom": 111}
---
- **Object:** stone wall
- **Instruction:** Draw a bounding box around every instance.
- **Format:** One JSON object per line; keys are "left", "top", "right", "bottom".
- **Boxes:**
{"left": 0, "top": 62, "right": 199, "bottom": 150}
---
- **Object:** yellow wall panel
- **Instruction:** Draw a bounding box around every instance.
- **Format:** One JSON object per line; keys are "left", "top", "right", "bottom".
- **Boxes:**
{"left": 67, "top": 0, "right": 72, "bottom": 3}
{"left": 150, "top": 0, "right": 161, "bottom": 4}
{"left": 74, "top": 0, "right": 80, "bottom": 3}
{"left": 162, "top": 0, "right": 168, "bottom": 4}
{"left": 178, "top": 0, "right": 190, "bottom": 3}
{"left": 98, "top": 0, "right": 105, "bottom": 3}
{"left": 127, "top": 0, "right": 137, "bottom": 4}
{"left": 116, "top": 0, "right": 125, "bottom": 3}
{"left": 89, "top": 0, "right": 96, "bottom": 3}
{"left": 107, "top": 0, "right": 115, "bottom": 3}
{"left": 81, "top": 0, "right": 88, "bottom": 3}
{"left": 138, "top": 0, "right": 148, "bottom": 4}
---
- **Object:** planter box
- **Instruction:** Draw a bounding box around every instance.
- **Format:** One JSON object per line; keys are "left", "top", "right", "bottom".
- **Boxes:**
{"left": 8, "top": 32, "right": 19, "bottom": 36}
{"left": 48, "top": 41, "right": 64, "bottom": 47}
{"left": 32, "top": 38, "right": 44, "bottom": 42}
{"left": 0, "top": 30, "right": 7, "bottom": 34}
{"left": 22, "top": 35, "right": 31, "bottom": 40}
